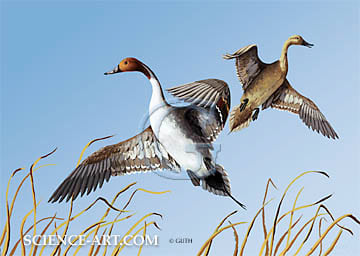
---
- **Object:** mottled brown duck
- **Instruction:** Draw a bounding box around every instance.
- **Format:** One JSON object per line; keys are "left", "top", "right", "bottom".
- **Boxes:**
{"left": 224, "top": 35, "right": 338, "bottom": 139}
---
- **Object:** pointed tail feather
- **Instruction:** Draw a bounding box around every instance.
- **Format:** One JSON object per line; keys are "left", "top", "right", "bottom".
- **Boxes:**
{"left": 229, "top": 104, "right": 253, "bottom": 133}
{"left": 202, "top": 164, "right": 246, "bottom": 210}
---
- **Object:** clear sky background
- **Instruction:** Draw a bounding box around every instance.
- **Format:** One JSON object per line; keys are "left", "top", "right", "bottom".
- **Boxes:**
{"left": 1, "top": 1, "right": 359, "bottom": 255}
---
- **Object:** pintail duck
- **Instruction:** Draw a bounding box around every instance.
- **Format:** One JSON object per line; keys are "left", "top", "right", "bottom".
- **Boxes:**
{"left": 49, "top": 58, "right": 245, "bottom": 208}
{"left": 224, "top": 35, "right": 338, "bottom": 139}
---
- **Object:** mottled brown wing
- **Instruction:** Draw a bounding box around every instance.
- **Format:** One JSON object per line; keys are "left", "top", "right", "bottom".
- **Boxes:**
{"left": 223, "top": 44, "right": 265, "bottom": 91}
{"left": 49, "top": 126, "right": 180, "bottom": 203}
{"left": 262, "top": 79, "right": 338, "bottom": 139}
{"left": 167, "top": 79, "right": 231, "bottom": 141}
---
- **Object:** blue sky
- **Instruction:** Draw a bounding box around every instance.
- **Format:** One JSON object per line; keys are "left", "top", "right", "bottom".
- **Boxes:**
{"left": 1, "top": 1, "right": 359, "bottom": 255}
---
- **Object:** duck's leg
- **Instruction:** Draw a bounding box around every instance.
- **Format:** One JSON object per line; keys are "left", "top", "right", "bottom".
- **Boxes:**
{"left": 252, "top": 108, "right": 260, "bottom": 121}
{"left": 239, "top": 98, "right": 249, "bottom": 112}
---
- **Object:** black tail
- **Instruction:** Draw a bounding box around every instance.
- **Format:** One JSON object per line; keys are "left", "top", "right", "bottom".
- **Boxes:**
{"left": 202, "top": 164, "right": 246, "bottom": 210}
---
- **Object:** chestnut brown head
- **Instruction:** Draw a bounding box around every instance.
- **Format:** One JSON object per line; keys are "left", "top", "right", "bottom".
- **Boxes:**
{"left": 104, "top": 57, "right": 151, "bottom": 79}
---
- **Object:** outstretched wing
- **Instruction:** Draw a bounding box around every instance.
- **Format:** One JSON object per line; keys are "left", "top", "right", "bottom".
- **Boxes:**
{"left": 262, "top": 79, "right": 338, "bottom": 139}
{"left": 49, "top": 126, "right": 180, "bottom": 203}
{"left": 223, "top": 44, "right": 265, "bottom": 91}
{"left": 167, "top": 79, "right": 230, "bottom": 142}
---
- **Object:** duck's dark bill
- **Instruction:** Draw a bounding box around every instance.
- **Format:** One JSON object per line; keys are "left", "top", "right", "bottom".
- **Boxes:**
{"left": 302, "top": 40, "right": 314, "bottom": 48}
{"left": 104, "top": 65, "right": 121, "bottom": 75}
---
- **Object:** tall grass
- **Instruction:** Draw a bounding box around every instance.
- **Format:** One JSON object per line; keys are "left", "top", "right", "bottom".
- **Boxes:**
{"left": 1, "top": 138, "right": 358, "bottom": 255}
{"left": 0, "top": 139, "right": 168, "bottom": 256}
{"left": 197, "top": 171, "right": 360, "bottom": 256}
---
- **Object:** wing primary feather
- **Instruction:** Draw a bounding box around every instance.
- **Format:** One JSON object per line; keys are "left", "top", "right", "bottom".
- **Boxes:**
{"left": 80, "top": 164, "right": 92, "bottom": 197}
{"left": 57, "top": 175, "right": 76, "bottom": 202}
{"left": 86, "top": 164, "right": 97, "bottom": 195}
{"left": 105, "top": 167, "right": 111, "bottom": 182}
{"left": 63, "top": 167, "right": 85, "bottom": 202}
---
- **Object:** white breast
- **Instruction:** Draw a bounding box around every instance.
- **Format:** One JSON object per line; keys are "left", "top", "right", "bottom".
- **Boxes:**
{"left": 147, "top": 77, "right": 209, "bottom": 177}
{"left": 158, "top": 117, "right": 209, "bottom": 176}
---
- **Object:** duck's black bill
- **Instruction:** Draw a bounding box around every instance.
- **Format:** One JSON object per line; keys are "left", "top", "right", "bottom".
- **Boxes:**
{"left": 302, "top": 40, "right": 314, "bottom": 48}
{"left": 104, "top": 65, "right": 121, "bottom": 75}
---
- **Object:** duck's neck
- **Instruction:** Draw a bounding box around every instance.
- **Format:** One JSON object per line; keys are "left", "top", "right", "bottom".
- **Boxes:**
{"left": 280, "top": 40, "right": 291, "bottom": 74}
{"left": 149, "top": 76, "right": 167, "bottom": 113}
{"left": 142, "top": 64, "right": 168, "bottom": 115}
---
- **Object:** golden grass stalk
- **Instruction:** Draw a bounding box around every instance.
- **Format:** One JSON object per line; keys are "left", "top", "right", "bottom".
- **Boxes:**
{"left": 53, "top": 221, "right": 61, "bottom": 256}
{"left": 315, "top": 205, "right": 353, "bottom": 235}
{"left": 39, "top": 193, "right": 131, "bottom": 255}
{"left": 111, "top": 212, "right": 163, "bottom": 255}
{"left": 0, "top": 163, "right": 55, "bottom": 251}
{"left": 197, "top": 221, "right": 247, "bottom": 256}
{"left": 32, "top": 214, "right": 59, "bottom": 256}
{"left": 274, "top": 186, "right": 304, "bottom": 256}
{"left": 28, "top": 163, "right": 39, "bottom": 256}
{"left": 101, "top": 187, "right": 170, "bottom": 255}
{"left": 260, "top": 194, "right": 332, "bottom": 256}
{"left": 0, "top": 167, "right": 24, "bottom": 251}
{"left": 292, "top": 203, "right": 356, "bottom": 256}
{"left": 114, "top": 221, "right": 160, "bottom": 255}
{"left": 306, "top": 214, "right": 360, "bottom": 255}
{"left": 76, "top": 135, "right": 114, "bottom": 167}
{"left": 204, "top": 210, "right": 238, "bottom": 255}
{"left": 285, "top": 187, "right": 304, "bottom": 251}
{"left": 293, "top": 206, "right": 326, "bottom": 255}
{"left": 50, "top": 198, "right": 73, "bottom": 256}
{"left": 318, "top": 217, "right": 327, "bottom": 256}
{"left": 102, "top": 213, "right": 120, "bottom": 256}
{"left": 99, "top": 182, "right": 137, "bottom": 221}
{"left": 268, "top": 171, "right": 329, "bottom": 256}
{"left": 20, "top": 200, "right": 41, "bottom": 256}
{"left": 137, "top": 222, "right": 147, "bottom": 256}
{"left": 136, "top": 188, "right": 171, "bottom": 195}
{"left": 9, "top": 215, "right": 63, "bottom": 256}
{"left": 1, "top": 168, "right": 23, "bottom": 256}
{"left": 62, "top": 220, "right": 105, "bottom": 256}
{"left": 32, "top": 149, "right": 58, "bottom": 256}
{"left": 71, "top": 221, "right": 108, "bottom": 256}
{"left": 240, "top": 199, "right": 273, "bottom": 256}
{"left": 83, "top": 197, "right": 130, "bottom": 214}
{"left": 63, "top": 221, "right": 105, "bottom": 256}
{"left": 273, "top": 216, "right": 302, "bottom": 255}
{"left": 2, "top": 191, "right": 11, "bottom": 256}
{"left": 279, "top": 213, "right": 326, "bottom": 256}
{"left": 71, "top": 214, "right": 135, "bottom": 256}
{"left": 92, "top": 228, "right": 108, "bottom": 256}
{"left": 101, "top": 184, "right": 157, "bottom": 255}
{"left": 90, "top": 182, "right": 136, "bottom": 256}
{"left": 63, "top": 215, "right": 135, "bottom": 255}
{"left": 261, "top": 178, "right": 277, "bottom": 256}
{"left": 102, "top": 209, "right": 130, "bottom": 256}
{"left": 228, "top": 220, "right": 239, "bottom": 256}
{"left": 87, "top": 222, "right": 102, "bottom": 256}
{"left": 322, "top": 229, "right": 343, "bottom": 256}
{"left": 10, "top": 149, "right": 56, "bottom": 256}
